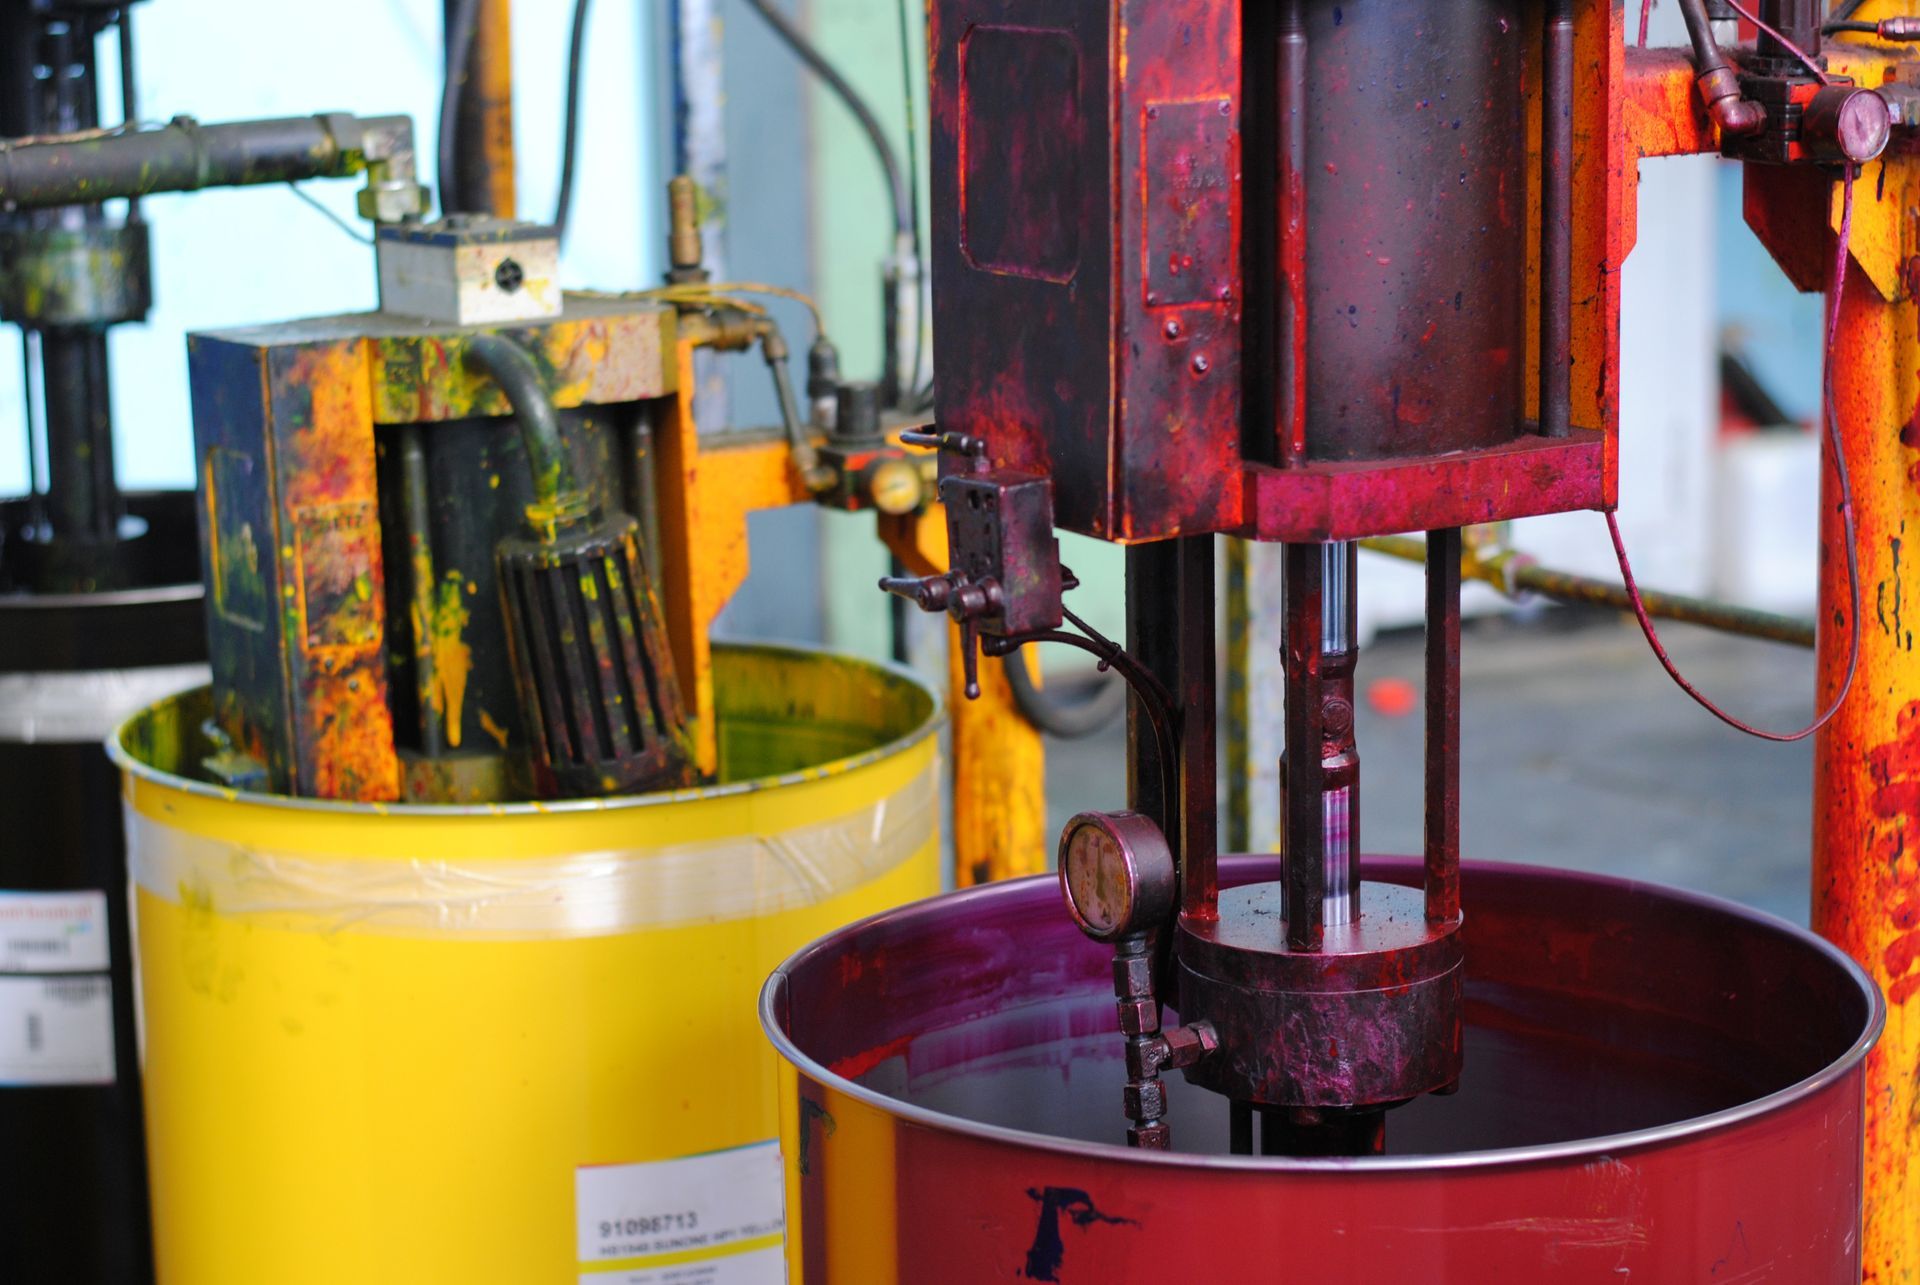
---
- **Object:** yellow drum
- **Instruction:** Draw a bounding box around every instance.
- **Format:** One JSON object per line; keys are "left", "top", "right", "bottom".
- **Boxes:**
{"left": 111, "top": 643, "right": 939, "bottom": 1284}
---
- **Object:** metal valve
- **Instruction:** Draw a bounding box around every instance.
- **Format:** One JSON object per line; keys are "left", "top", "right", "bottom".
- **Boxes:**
{"left": 877, "top": 426, "right": 1065, "bottom": 698}
{"left": 1057, "top": 809, "right": 1216, "bottom": 1149}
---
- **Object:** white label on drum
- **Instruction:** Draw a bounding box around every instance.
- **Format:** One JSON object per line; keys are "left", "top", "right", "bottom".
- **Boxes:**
{"left": 0, "top": 974, "right": 115, "bottom": 1085}
{"left": 0, "top": 890, "right": 110, "bottom": 973}
{"left": 575, "top": 1141, "right": 784, "bottom": 1284}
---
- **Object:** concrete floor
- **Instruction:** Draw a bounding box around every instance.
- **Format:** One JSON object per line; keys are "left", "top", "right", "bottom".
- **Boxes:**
{"left": 1043, "top": 608, "right": 1817, "bottom": 925}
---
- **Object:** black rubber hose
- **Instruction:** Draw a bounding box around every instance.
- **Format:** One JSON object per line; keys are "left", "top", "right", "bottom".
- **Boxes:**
{"left": 742, "top": 0, "right": 912, "bottom": 240}
{"left": 553, "top": 0, "right": 592, "bottom": 238}
{"left": 438, "top": 0, "right": 482, "bottom": 216}
{"left": 1679, "top": 0, "right": 1728, "bottom": 70}
{"left": 1004, "top": 647, "right": 1128, "bottom": 739}
{"left": 465, "top": 334, "right": 575, "bottom": 510}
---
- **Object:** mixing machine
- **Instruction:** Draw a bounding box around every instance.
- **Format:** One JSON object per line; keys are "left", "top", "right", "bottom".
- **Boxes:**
{"left": 762, "top": 0, "right": 1920, "bottom": 1277}
{"left": 881, "top": 0, "right": 1626, "bottom": 1154}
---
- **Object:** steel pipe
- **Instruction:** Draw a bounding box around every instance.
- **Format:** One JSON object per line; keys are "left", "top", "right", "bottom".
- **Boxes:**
{"left": 1423, "top": 527, "right": 1462, "bottom": 925}
{"left": 1540, "top": 0, "right": 1575, "bottom": 437}
{"left": 1277, "top": 0, "right": 1308, "bottom": 466}
{"left": 1361, "top": 534, "right": 1816, "bottom": 648}
{"left": 0, "top": 113, "right": 418, "bottom": 211}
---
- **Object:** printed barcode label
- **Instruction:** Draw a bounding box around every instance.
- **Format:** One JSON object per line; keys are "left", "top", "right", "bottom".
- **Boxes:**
{"left": 0, "top": 890, "right": 110, "bottom": 973}
{"left": 0, "top": 974, "right": 114, "bottom": 1085}
{"left": 575, "top": 1141, "right": 784, "bottom": 1283}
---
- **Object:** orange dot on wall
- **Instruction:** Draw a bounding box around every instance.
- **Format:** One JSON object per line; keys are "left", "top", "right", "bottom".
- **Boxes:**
{"left": 1367, "top": 677, "right": 1419, "bottom": 719}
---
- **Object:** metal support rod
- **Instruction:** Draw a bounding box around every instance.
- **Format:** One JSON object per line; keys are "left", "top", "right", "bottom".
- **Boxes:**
{"left": 1177, "top": 536, "right": 1218, "bottom": 920}
{"left": 1282, "top": 542, "right": 1325, "bottom": 950}
{"left": 1259, "top": 1106, "right": 1285, "bottom": 1156}
{"left": 624, "top": 403, "right": 663, "bottom": 577}
{"left": 1126, "top": 544, "right": 1177, "bottom": 840}
{"left": 117, "top": 6, "right": 140, "bottom": 220}
{"left": 669, "top": 0, "right": 730, "bottom": 427}
{"left": 1277, "top": 0, "right": 1308, "bottom": 466}
{"left": 399, "top": 425, "right": 445, "bottom": 757}
{"left": 0, "top": 113, "right": 419, "bottom": 210}
{"left": 1424, "top": 527, "right": 1463, "bottom": 924}
{"left": 38, "top": 331, "right": 118, "bottom": 542}
{"left": 1229, "top": 1100, "right": 1253, "bottom": 1155}
{"left": 1361, "top": 533, "right": 1816, "bottom": 648}
{"left": 1319, "top": 541, "right": 1359, "bottom": 926}
{"left": 19, "top": 330, "right": 43, "bottom": 531}
{"left": 1127, "top": 542, "right": 1214, "bottom": 913}
{"left": 1225, "top": 539, "right": 1251, "bottom": 852}
{"left": 1540, "top": 0, "right": 1574, "bottom": 438}
{"left": 117, "top": 10, "right": 139, "bottom": 131}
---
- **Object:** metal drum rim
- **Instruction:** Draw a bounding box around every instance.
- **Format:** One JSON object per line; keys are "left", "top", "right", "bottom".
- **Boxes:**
{"left": 105, "top": 640, "right": 945, "bottom": 816}
{"left": 0, "top": 581, "right": 203, "bottom": 613}
{"left": 760, "top": 853, "right": 1886, "bottom": 1174}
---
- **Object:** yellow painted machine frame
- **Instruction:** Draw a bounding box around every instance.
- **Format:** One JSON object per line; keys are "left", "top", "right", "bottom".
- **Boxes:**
{"left": 652, "top": 321, "right": 1047, "bottom": 886}
{"left": 1621, "top": 12, "right": 1919, "bottom": 1273}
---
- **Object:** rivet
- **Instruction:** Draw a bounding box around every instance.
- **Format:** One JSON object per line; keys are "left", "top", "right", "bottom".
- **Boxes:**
{"left": 1192, "top": 354, "right": 1210, "bottom": 374}
{"left": 1164, "top": 319, "right": 1182, "bottom": 339}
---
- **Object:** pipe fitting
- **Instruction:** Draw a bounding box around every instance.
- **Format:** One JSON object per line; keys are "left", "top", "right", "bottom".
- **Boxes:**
{"left": 1698, "top": 66, "right": 1768, "bottom": 136}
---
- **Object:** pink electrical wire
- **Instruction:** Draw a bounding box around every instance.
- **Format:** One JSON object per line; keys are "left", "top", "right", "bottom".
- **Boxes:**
{"left": 1607, "top": 163, "right": 1860, "bottom": 742}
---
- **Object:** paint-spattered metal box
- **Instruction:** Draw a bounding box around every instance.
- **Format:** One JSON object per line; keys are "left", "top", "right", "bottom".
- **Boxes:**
{"left": 928, "top": 0, "right": 1245, "bottom": 542}
{"left": 186, "top": 297, "right": 674, "bottom": 801}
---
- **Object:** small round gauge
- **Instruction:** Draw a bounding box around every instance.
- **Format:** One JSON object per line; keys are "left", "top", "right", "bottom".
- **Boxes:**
{"left": 1057, "top": 810, "right": 1176, "bottom": 942}
{"left": 863, "top": 457, "right": 924, "bottom": 516}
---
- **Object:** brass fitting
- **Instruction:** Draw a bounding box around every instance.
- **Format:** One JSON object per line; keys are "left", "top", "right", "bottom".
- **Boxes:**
{"left": 667, "top": 175, "right": 708, "bottom": 284}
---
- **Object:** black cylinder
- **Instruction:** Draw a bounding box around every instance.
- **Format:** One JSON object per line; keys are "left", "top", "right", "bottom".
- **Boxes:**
{"left": 0, "top": 492, "right": 205, "bottom": 1285}
{"left": 39, "top": 330, "right": 121, "bottom": 547}
{"left": 834, "top": 380, "right": 883, "bottom": 445}
{"left": 1300, "top": 0, "right": 1526, "bottom": 463}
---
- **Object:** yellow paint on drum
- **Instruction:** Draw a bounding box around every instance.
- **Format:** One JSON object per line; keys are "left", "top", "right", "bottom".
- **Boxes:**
{"left": 112, "top": 644, "right": 940, "bottom": 1284}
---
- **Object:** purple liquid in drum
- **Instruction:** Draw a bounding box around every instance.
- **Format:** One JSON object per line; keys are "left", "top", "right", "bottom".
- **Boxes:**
{"left": 823, "top": 856, "right": 1865, "bottom": 1158}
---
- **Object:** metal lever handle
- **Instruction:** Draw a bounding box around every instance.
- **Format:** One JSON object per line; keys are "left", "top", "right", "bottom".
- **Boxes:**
{"left": 878, "top": 572, "right": 953, "bottom": 612}
{"left": 898, "top": 428, "right": 987, "bottom": 460}
{"left": 877, "top": 571, "right": 1000, "bottom": 698}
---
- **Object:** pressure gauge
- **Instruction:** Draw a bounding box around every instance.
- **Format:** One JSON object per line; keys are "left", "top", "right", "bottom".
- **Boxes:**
{"left": 863, "top": 456, "right": 924, "bottom": 516}
{"left": 1057, "top": 810, "right": 1177, "bottom": 942}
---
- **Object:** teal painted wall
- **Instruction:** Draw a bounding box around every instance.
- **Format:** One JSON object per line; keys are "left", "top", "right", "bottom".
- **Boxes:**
{"left": 805, "top": 0, "right": 1126, "bottom": 667}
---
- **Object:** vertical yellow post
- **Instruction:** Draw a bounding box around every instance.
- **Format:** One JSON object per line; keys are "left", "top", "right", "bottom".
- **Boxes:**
{"left": 947, "top": 642, "right": 1047, "bottom": 885}
{"left": 1810, "top": 34, "right": 1919, "bottom": 1277}
{"left": 1814, "top": 212, "right": 1920, "bottom": 1285}
{"left": 881, "top": 508, "right": 1047, "bottom": 885}
{"left": 451, "top": 0, "right": 517, "bottom": 218}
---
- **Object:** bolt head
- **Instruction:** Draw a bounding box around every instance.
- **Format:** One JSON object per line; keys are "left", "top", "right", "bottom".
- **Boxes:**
{"left": 1116, "top": 996, "right": 1156, "bottom": 1036}
{"left": 1122, "top": 1080, "right": 1168, "bottom": 1120}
